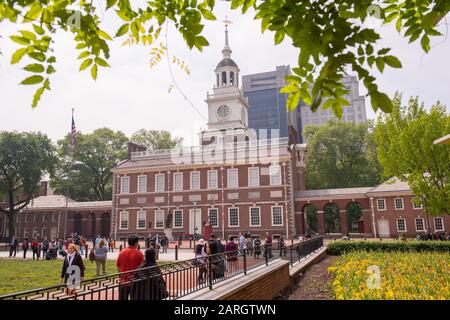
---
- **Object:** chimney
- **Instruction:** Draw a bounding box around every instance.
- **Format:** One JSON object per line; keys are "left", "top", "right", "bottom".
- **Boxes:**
{"left": 127, "top": 142, "right": 147, "bottom": 159}
{"left": 40, "top": 181, "right": 48, "bottom": 196}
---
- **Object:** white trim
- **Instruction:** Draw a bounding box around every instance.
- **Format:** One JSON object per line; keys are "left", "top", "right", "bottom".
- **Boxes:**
{"left": 271, "top": 206, "right": 284, "bottom": 226}
{"left": 173, "top": 209, "right": 183, "bottom": 228}
{"left": 412, "top": 197, "right": 423, "bottom": 209}
{"left": 120, "top": 176, "right": 130, "bottom": 194}
{"left": 228, "top": 207, "right": 240, "bottom": 227}
{"left": 248, "top": 167, "right": 260, "bottom": 187}
{"left": 208, "top": 208, "right": 219, "bottom": 228}
{"left": 434, "top": 217, "right": 445, "bottom": 231}
{"left": 173, "top": 172, "right": 183, "bottom": 191}
{"left": 137, "top": 175, "right": 147, "bottom": 193}
{"left": 119, "top": 211, "right": 129, "bottom": 230}
{"left": 396, "top": 218, "right": 407, "bottom": 232}
{"left": 136, "top": 210, "right": 146, "bottom": 230}
{"left": 394, "top": 197, "right": 404, "bottom": 210}
{"left": 415, "top": 218, "right": 425, "bottom": 232}
{"left": 249, "top": 206, "right": 261, "bottom": 227}
{"left": 155, "top": 174, "right": 165, "bottom": 192}
{"left": 227, "top": 168, "right": 238, "bottom": 188}
{"left": 207, "top": 170, "right": 218, "bottom": 189}
{"left": 376, "top": 198, "right": 386, "bottom": 211}
{"left": 269, "top": 165, "right": 282, "bottom": 186}
{"left": 154, "top": 210, "right": 165, "bottom": 229}
{"left": 190, "top": 171, "right": 200, "bottom": 190}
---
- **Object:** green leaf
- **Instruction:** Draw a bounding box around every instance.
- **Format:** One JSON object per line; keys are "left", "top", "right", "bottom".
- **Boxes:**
{"left": 375, "top": 58, "right": 385, "bottom": 73}
{"left": 47, "top": 56, "right": 56, "bottom": 63}
{"left": 280, "top": 84, "right": 298, "bottom": 94}
{"left": 95, "top": 57, "right": 110, "bottom": 67}
{"left": 286, "top": 91, "right": 301, "bottom": 111}
{"left": 46, "top": 65, "right": 56, "bottom": 74}
{"left": 421, "top": 34, "right": 430, "bottom": 53}
{"left": 77, "top": 51, "right": 90, "bottom": 60}
{"left": 20, "top": 75, "right": 44, "bottom": 85}
{"left": 376, "top": 92, "right": 393, "bottom": 112}
{"left": 331, "top": 103, "right": 343, "bottom": 119}
{"left": 32, "top": 24, "right": 45, "bottom": 35}
{"left": 79, "top": 58, "right": 93, "bottom": 71}
{"left": 395, "top": 18, "right": 402, "bottom": 33}
{"left": 11, "top": 48, "right": 28, "bottom": 64}
{"left": 378, "top": 48, "right": 391, "bottom": 55}
{"left": 384, "top": 55, "right": 402, "bottom": 68}
{"left": 32, "top": 87, "right": 45, "bottom": 108}
{"left": 274, "top": 29, "right": 285, "bottom": 45}
{"left": 98, "top": 30, "right": 113, "bottom": 41}
{"left": 24, "top": 2, "right": 42, "bottom": 21}
{"left": 28, "top": 52, "right": 46, "bottom": 62}
{"left": 115, "top": 9, "right": 132, "bottom": 22}
{"left": 23, "top": 63, "right": 45, "bottom": 73}
{"left": 10, "top": 35, "right": 30, "bottom": 45}
{"left": 91, "top": 64, "right": 98, "bottom": 80}
{"left": 195, "top": 36, "right": 209, "bottom": 48}
{"left": 19, "top": 30, "right": 37, "bottom": 41}
{"left": 116, "top": 24, "right": 129, "bottom": 37}
{"left": 130, "top": 21, "right": 139, "bottom": 38}
{"left": 201, "top": 9, "right": 216, "bottom": 21}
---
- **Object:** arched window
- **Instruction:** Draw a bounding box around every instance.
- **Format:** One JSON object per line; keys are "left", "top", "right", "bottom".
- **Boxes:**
{"left": 236, "top": 73, "right": 239, "bottom": 86}
{"left": 304, "top": 204, "right": 319, "bottom": 234}
{"left": 222, "top": 71, "right": 227, "bottom": 85}
{"left": 324, "top": 203, "right": 341, "bottom": 234}
{"left": 347, "top": 202, "right": 363, "bottom": 233}
{"left": 230, "top": 71, "right": 234, "bottom": 85}
{"left": 216, "top": 73, "right": 219, "bottom": 87}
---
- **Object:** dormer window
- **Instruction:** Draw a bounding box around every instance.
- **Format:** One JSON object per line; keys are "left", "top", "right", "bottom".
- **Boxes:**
{"left": 230, "top": 71, "right": 234, "bottom": 85}
{"left": 222, "top": 71, "right": 227, "bottom": 86}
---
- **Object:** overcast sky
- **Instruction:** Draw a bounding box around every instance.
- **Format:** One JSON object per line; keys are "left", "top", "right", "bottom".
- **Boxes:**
{"left": 0, "top": 3, "right": 449, "bottom": 146}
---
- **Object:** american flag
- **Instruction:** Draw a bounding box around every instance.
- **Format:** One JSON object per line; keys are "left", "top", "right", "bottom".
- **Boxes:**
{"left": 70, "top": 108, "right": 77, "bottom": 152}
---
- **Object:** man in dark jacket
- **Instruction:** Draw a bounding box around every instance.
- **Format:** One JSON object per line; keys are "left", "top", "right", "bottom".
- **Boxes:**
{"left": 9, "top": 236, "right": 18, "bottom": 258}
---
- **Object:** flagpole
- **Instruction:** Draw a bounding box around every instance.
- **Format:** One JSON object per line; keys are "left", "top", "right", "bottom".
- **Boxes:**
{"left": 64, "top": 108, "right": 76, "bottom": 238}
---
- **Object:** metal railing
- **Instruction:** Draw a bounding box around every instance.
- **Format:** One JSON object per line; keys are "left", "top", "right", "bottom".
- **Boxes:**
{"left": 0, "top": 237, "right": 323, "bottom": 300}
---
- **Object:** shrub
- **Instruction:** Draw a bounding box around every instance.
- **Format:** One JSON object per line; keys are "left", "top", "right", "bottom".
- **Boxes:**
{"left": 327, "top": 240, "right": 450, "bottom": 255}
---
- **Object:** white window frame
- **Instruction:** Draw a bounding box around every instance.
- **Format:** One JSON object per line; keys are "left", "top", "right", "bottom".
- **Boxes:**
{"left": 377, "top": 198, "right": 386, "bottom": 211}
{"left": 34, "top": 214, "right": 39, "bottom": 223}
{"left": 41, "top": 227, "right": 47, "bottom": 238}
{"left": 207, "top": 170, "right": 218, "bottom": 189}
{"left": 173, "top": 209, "right": 183, "bottom": 228}
{"left": 249, "top": 207, "right": 261, "bottom": 227}
{"left": 173, "top": 172, "right": 183, "bottom": 191}
{"left": 396, "top": 218, "right": 407, "bottom": 232}
{"left": 42, "top": 213, "right": 48, "bottom": 222}
{"left": 121, "top": 176, "right": 130, "bottom": 194}
{"left": 136, "top": 210, "right": 147, "bottom": 230}
{"left": 23, "top": 228, "right": 29, "bottom": 239}
{"left": 269, "top": 165, "right": 282, "bottom": 186}
{"left": 394, "top": 197, "right": 404, "bottom": 210}
{"left": 52, "top": 213, "right": 58, "bottom": 222}
{"left": 155, "top": 210, "right": 165, "bottom": 229}
{"left": 208, "top": 208, "right": 219, "bottom": 228}
{"left": 271, "top": 206, "right": 284, "bottom": 226}
{"left": 155, "top": 174, "right": 165, "bottom": 192}
{"left": 137, "top": 175, "right": 147, "bottom": 193}
{"left": 412, "top": 197, "right": 423, "bottom": 209}
{"left": 228, "top": 207, "right": 240, "bottom": 227}
{"left": 248, "top": 167, "right": 260, "bottom": 187}
{"left": 415, "top": 218, "right": 425, "bottom": 232}
{"left": 119, "top": 211, "right": 129, "bottom": 230}
{"left": 227, "top": 168, "right": 238, "bottom": 188}
{"left": 32, "top": 228, "right": 39, "bottom": 238}
{"left": 434, "top": 217, "right": 444, "bottom": 232}
{"left": 190, "top": 171, "right": 200, "bottom": 190}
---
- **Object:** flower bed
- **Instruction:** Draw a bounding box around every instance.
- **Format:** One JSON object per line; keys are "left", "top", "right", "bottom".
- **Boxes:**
{"left": 327, "top": 251, "right": 450, "bottom": 300}
{"left": 327, "top": 240, "right": 450, "bottom": 255}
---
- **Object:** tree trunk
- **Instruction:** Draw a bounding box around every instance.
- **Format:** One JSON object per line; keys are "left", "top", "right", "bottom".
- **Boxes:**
{"left": 7, "top": 191, "right": 15, "bottom": 241}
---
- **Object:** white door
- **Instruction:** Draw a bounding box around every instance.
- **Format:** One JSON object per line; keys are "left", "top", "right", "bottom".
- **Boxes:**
{"left": 377, "top": 219, "right": 390, "bottom": 238}
{"left": 189, "top": 209, "right": 202, "bottom": 235}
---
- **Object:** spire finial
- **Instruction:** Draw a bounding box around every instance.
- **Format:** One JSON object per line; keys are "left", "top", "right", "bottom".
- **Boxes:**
{"left": 222, "top": 16, "right": 232, "bottom": 59}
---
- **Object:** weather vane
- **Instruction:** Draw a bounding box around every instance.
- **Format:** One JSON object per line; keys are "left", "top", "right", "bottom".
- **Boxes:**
{"left": 223, "top": 16, "right": 232, "bottom": 30}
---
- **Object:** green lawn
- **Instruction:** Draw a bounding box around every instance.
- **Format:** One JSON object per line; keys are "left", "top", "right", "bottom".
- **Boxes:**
{"left": 0, "top": 258, "right": 172, "bottom": 296}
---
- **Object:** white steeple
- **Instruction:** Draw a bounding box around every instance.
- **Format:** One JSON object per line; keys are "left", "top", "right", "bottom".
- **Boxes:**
{"left": 222, "top": 18, "right": 232, "bottom": 59}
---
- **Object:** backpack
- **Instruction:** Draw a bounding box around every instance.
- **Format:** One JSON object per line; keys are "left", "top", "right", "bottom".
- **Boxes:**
{"left": 89, "top": 249, "right": 96, "bottom": 262}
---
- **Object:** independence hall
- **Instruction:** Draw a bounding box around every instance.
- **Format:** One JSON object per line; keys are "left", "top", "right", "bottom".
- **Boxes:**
{"left": 1, "top": 28, "right": 448, "bottom": 241}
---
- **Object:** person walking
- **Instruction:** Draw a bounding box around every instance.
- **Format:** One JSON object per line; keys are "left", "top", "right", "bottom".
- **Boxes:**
{"left": 42, "top": 238, "right": 49, "bottom": 260}
{"left": 94, "top": 239, "right": 108, "bottom": 276}
{"left": 216, "top": 238, "right": 226, "bottom": 278}
{"left": 238, "top": 233, "right": 245, "bottom": 255}
{"left": 253, "top": 237, "right": 261, "bottom": 259}
{"left": 31, "top": 238, "right": 39, "bottom": 260}
{"left": 22, "top": 238, "right": 29, "bottom": 260}
{"left": 132, "top": 248, "right": 168, "bottom": 300}
{"left": 80, "top": 236, "right": 86, "bottom": 256}
{"left": 225, "top": 236, "right": 238, "bottom": 274}
{"left": 207, "top": 234, "right": 220, "bottom": 280}
{"left": 9, "top": 236, "right": 18, "bottom": 258}
{"left": 60, "top": 244, "right": 85, "bottom": 296}
{"left": 116, "top": 236, "right": 144, "bottom": 300}
{"left": 194, "top": 239, "right": 207, "bottom": 285}
{"left": 264, "top": 232, "right": 273, "bottom": 259}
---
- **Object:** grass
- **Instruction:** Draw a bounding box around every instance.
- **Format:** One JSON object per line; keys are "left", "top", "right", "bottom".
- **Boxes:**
{"left": 0, "top": 258, "right": 173, "bottom": 296}
{"left": 327, "top": 251, "right": 450, "bottom": 300}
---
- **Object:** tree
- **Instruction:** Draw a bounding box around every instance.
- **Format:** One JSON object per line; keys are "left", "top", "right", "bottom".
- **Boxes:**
{"left": 1, "top": 1, "right": 448, "bottom": 112}
{"left": 305, "top": 120, "right": 382, "bottom": 189}
{"left": 50, "top": 128, "right": 128, "bottom": 201}
{"left": 374, "top": 94, "right": 450, "bottom": 215}
{"left": 0, "top": 131, "right": 56, "bottom": 239}
{"left": 131, "top": 129, "right": 182, "bottom": 150}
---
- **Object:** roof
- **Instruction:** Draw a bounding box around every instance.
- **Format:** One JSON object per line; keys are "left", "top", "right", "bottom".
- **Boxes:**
{"left": 296, "top": 187, "right": 373, "bottom": 200}
{"left": 367, "top": 177, "right": 411, "bottom": 194}
{"left": 24, "top": 196, "right": 111, "bottom": 211}
{"left": 216, "top": 58, "right": 238, "bottom": 69}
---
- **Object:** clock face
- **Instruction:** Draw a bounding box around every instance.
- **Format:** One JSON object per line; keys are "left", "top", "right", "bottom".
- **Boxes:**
{"left": 217, "top": 105, "right": 231, "bottom": 119}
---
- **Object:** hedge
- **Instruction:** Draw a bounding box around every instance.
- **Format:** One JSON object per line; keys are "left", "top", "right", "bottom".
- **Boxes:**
{"left": 327, "top": 240, "right": 450, "bottom": 255}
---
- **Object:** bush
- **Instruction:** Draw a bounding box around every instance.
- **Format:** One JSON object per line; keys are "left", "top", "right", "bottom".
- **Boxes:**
{"left": 327, "top": 240, "right": 450, "bottom": 255}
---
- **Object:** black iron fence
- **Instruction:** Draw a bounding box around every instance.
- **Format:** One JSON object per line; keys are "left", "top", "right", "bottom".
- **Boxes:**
{"left": 0, "top": 237, "right": 323, "bottom": 300}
